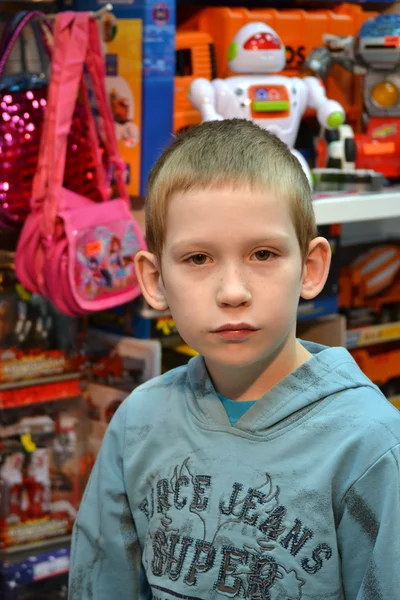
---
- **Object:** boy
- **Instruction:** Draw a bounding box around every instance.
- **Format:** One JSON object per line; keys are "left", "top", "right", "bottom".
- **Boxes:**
{"left": 69, "top": 119, "right": 400, "bottom": 600}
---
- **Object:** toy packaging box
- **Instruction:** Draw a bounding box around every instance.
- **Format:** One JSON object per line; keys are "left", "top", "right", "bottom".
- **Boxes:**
{"left": 89, "top": 295, "right": 177, "bottom": 340}
{"left": 338, "top": 238, "right": 400, "bottom": 327}
{"left": 0, "top": 252, "right": 86, "bottom": 384}
{"left": 83, "top": 330, "right": 161, "bottom": 465}
{"left": 0, "top": 391, "right": 84, "bottom": 550}
{"left": 350, "top": 341, "right": 400, "bottom": 399}
{"left": 298, "top": 224, "right": 341, "bottom": 320}
{"left": 89, "top": 296, "right": 182, "bottom": 341}
{"left": 85, "top": 329, "right": 162, "bottom": 391}
{"left": 85, "top": 383, "right": 128, "bottom": 464}
{"left": 100, "top": 15, "right": 142, "bottom": 197}
{"left": 0, "top": 540, "right": 69, "bottom": 599}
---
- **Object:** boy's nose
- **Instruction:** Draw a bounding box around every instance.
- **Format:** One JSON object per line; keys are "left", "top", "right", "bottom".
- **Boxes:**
{"left": 216, "top": 269, "right": 252, "bottom": 307}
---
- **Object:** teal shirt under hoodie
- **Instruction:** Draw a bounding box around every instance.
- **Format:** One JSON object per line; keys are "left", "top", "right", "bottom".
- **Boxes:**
{"left": 69, "top": 341, "right": 400, "bottom": 600}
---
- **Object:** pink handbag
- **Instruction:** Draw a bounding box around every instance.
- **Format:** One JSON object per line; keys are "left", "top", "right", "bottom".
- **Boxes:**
{"left": 0, "top": 11, "right": 108, "bottom": 230}
{"left": 15, "top": 12, "right": 146, "bottom": 316}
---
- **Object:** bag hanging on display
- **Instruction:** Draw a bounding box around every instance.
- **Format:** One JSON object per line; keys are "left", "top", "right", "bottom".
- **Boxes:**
{"left": 0, "top": 10, "right": 107, "bottom": 230}
{"left": 15, "top": 12, "right": 146, "bottom": 316}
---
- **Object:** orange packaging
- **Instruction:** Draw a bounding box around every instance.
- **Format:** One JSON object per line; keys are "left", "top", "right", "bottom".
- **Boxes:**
{"left": 351, "top": 345, "right": 400, "bottom": 398}
{"left": 175, "top": 31, "right": 216, "bottom": 133}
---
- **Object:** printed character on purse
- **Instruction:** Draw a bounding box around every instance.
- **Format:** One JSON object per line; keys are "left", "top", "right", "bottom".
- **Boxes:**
{"left": 76, "top": 223, "right": 138, "bottom": 299}
{"left": 77, "top": 251, "right": 112, "bottom": 299}
{"left": 109, "top": 235, "right": 135, "bottom": 288}
{"left": 189, "top": 22, "right": 345, "bottom": 184}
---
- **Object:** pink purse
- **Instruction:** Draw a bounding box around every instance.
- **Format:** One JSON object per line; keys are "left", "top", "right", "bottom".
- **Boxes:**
{"left": 15, "top": 12, "right": 146, "bottom": 316}
{"left": 0, "top": 11, "right": 108, "bottom": 230}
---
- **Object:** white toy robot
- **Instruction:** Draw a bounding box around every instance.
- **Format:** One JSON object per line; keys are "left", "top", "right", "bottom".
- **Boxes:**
{"left": 189, "top": 22, "right": 346, "bottom": 184}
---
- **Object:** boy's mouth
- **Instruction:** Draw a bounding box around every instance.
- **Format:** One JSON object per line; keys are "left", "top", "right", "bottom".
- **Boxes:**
{"left": 211, "top": 323, "right": 259, "bottom": 341}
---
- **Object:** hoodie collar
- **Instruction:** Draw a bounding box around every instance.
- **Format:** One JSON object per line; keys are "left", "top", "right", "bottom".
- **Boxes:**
{"left": 186, "top": 341, "right": 379, "bottom": 436}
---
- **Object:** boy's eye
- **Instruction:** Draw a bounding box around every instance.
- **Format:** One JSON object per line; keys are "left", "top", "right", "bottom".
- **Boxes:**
{"left": 188, "top": 254, "right": 208, "bottom": 265}
{"left": 253, "top": 250, "right": 272, "bottom": 261}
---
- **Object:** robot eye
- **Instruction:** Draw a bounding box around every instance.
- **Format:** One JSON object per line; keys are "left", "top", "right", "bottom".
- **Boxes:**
{"left": 243, "top": 32, "right": 281, "bottom": 51}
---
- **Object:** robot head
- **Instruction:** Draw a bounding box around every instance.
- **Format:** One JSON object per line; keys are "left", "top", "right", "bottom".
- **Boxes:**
{"left": 228, "top": 22, "right": 286, "bottom": 74}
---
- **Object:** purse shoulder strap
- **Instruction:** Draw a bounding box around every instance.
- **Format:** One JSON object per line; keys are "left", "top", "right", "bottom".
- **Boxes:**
{"left": 85, "top": 18, "right": 128, "bottom": 201}
{"left": 31, "top": 13, "right": 110, "bottom": 210}
{"left": 40, "top": 12, "right": 91, "bottom": 238}
{"left": 39, "top": 12, "right": 130, "bottom": 239}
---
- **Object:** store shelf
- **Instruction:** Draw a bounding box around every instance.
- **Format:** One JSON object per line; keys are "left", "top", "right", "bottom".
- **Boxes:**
{"left": 0, "top": 372, "right": 80, "bottom": 392}
{"left": 313, "top": 189, "right": 400, "bottom": 226}
{"left": 0, "top": 373, "right": 81, "bottom": 409}
{"left": 0, "top": 535, "right": 71, "bottom": 559}
{"left": 347, "top": 321, "right": 400, "bottom": 350}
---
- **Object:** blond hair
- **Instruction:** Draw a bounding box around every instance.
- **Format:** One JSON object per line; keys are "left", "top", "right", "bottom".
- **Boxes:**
{"left": 146, "top": 119, "right": 317, "bottom": 262}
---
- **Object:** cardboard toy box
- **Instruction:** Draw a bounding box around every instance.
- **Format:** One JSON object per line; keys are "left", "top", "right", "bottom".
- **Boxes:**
{"left": 338, "top": 239, "right": 400, "bottom": 327}
{"left": 297, "top": 314, "right": 346, "bottom": 348}
{"left": 100, "top": 14, "right": 142, "bottom": 197}
{"left": 297, "top": 224, "right": 341, "bottom": 321}
{"left": 0, "top": 390, "right": 83, "bottom": 550}
{"left": 85, "top": 383, "right": 128, "bottom": 464}
{"left": 83, "top": 330, "right": 161, "bottom": 465}
{"left": 0, "top": 255, "right": 86, "bottom": 383}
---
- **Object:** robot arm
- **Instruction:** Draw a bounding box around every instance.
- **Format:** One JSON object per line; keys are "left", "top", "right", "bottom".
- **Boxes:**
{"left": 303, "top": 46, "right": 334, "bottom": 81}
{"left": 303, "top": 35, "right": 359, "bottom": 80}
{"left": 189, "top": 78, "right": 224, "bottom": 122}
{"left": 304, "top": 76, "right": 345, "bottom": 130}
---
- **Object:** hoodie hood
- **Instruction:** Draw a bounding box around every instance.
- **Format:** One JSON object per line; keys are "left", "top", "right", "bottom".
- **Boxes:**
{"left": 186, "top": 340, "right": 379, "bottom": 436}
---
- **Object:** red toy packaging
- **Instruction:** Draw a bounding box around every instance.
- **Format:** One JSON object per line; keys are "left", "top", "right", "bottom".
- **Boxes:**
{"left": 83, "top": 330, "right": 161, "bottom": 467}
{"left": 0, "top": 252, "right": 87, "bottom": 384}
{"left": 0, "top": 379, "right": 84, "bottom": 549}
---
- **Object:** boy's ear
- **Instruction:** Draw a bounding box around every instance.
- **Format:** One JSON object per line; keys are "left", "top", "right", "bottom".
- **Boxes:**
{"left": 134, "top": 251, "right": 169, "bottom": 311}
{"left": 300, "top": 237, "right": 332, "bottom": 300}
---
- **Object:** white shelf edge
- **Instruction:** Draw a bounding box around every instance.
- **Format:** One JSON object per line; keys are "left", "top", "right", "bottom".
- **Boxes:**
{"left": 313, "top": 190, "right": 400, "bottom": 225}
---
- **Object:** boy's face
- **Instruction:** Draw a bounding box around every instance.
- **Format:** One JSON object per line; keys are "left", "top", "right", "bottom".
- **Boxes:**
{"left": 156, "top": 185, "right": 308, "bottom": 370}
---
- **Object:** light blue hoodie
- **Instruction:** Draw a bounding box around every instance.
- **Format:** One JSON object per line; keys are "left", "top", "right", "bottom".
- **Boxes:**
{"left": 69, "top": 341, "right": 400, "bottom": 600}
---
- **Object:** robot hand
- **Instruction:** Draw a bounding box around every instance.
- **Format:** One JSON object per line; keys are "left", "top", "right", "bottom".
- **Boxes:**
{"left": 304, "top": 77, "right": 345, "bottom": 131}
{"left": 189, "top": 78, "right": 224, "bottom": 122}
{"left": 302, "top": 46, "right": 333, "bottom": 80}
{"left": 322, "top": 34, "right": 354, "bottom": 52}
{"left": 317, "top": 99, "right": 345, "bottom": 131}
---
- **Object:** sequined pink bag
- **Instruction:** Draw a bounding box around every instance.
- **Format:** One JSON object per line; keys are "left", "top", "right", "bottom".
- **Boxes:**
{"left": 15, "top": 12, "right": 145, "bottom": 316}
{"left": 0, "top": 11, "right": 106, "bottom": 230}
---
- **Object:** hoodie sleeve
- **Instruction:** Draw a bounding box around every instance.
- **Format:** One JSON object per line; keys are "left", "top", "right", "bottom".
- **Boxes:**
{"left": 68, "top": 400, "right": 142, "bottom": 600}
{"left": 337, "top": 443, "right": 400, "bottom": 600}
